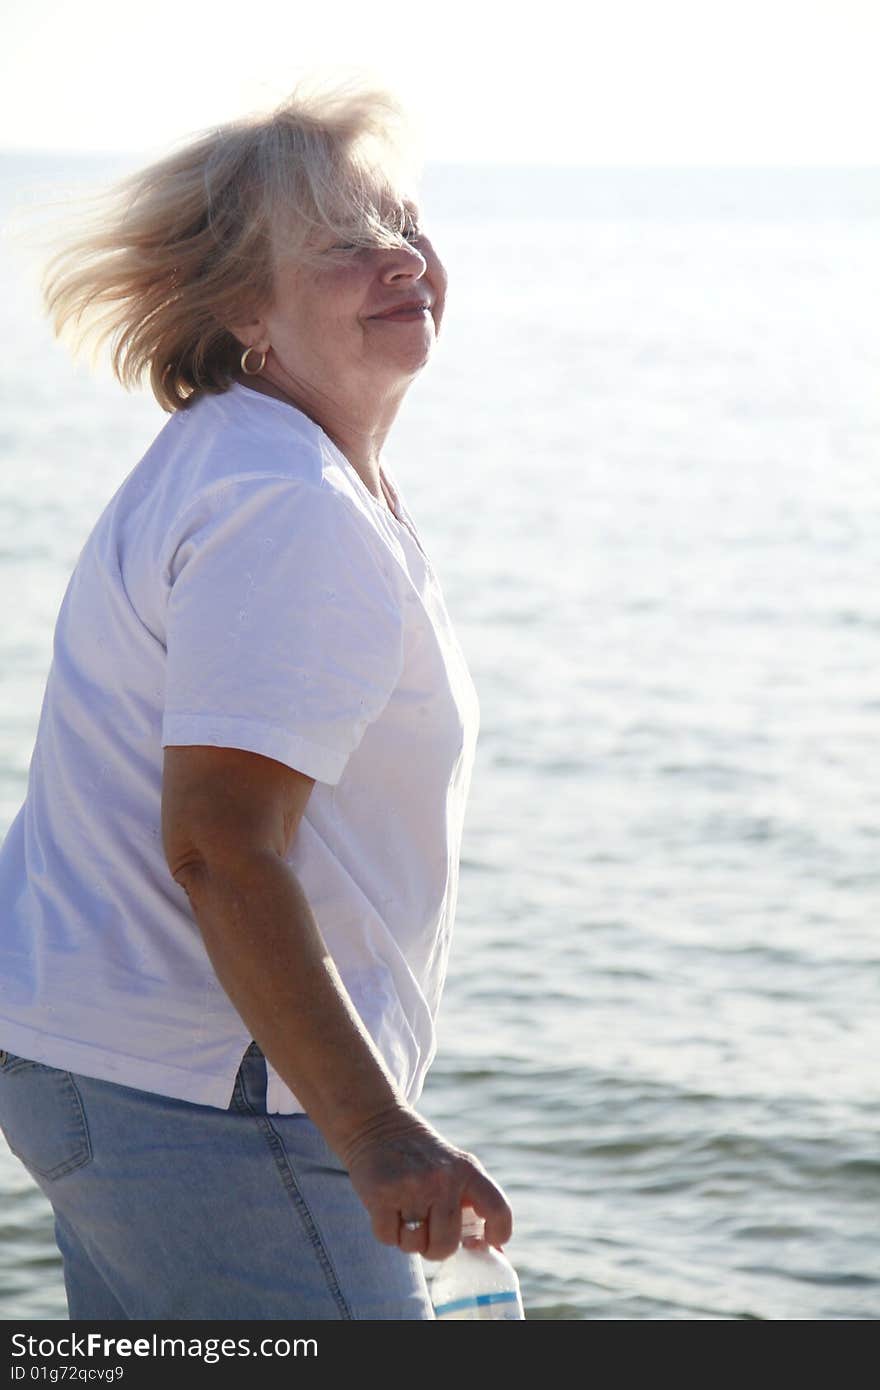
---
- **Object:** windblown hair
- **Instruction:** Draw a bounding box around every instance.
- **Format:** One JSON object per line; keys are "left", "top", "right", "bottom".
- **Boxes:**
{"left": 42, "top": 78, "right": 421, "bottom": 411}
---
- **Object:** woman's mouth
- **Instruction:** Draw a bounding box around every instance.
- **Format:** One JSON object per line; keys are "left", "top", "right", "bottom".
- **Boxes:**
{"left": 370, "top": 301, "right": 432, "bottom": 322}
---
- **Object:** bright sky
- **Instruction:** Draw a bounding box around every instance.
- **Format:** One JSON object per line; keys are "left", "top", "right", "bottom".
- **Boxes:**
{"left": 1, "top": 0, "right": 878, "bottom": 165}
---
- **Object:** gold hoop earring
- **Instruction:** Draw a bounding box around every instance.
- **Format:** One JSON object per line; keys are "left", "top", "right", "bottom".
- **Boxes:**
{"left": 241, "top": 346, "right": 268, "bottom": 375}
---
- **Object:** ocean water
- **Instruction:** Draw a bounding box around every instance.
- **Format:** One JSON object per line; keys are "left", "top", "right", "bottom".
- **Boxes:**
{"left": 0, "top": 157, "right": 878, "bottom": 1320}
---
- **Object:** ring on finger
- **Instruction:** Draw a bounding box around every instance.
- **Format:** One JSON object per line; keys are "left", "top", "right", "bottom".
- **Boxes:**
{"left": 402, "top": 1217, "right": 427, "bottom": 1232}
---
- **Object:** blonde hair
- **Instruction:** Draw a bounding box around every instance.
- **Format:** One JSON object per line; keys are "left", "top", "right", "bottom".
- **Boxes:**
{"left": 43, "top": 78, "right": 421, "bottom": 411}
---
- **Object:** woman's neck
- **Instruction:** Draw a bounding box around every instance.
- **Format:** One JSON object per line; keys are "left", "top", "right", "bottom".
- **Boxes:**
{"left": 235, "top": 370, "right": 406, "bottom": 502}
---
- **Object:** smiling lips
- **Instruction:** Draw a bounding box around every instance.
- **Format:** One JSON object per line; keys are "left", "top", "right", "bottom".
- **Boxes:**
{"left": 369, "top": 300, "right": 432, "bottom": 321}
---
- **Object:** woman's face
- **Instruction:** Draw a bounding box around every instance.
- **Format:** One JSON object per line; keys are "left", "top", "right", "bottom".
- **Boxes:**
{"left": 257, "top": 202, "right": 448, "bottom": 405}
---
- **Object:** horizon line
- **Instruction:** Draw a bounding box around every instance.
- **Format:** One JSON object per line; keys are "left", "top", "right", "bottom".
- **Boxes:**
{"left": 0, "top": 148, "right": 878, "bottom": 174}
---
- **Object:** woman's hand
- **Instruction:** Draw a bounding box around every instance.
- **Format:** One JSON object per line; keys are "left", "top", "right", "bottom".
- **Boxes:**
{"left": 340, "top": 1103, "right": 513, "bottom": 1262}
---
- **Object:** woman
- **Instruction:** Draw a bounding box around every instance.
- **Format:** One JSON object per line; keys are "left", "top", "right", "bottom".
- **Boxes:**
{"left": 0, "top": 79, "right": 512, "bottom": 1320}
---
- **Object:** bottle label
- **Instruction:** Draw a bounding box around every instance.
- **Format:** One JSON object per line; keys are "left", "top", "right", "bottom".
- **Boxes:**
{"left": 433, "top": 1290, "right": 524, "bottom": 1319}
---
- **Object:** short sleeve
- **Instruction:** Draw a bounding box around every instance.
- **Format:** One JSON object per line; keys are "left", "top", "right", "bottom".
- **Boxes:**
{"left": 161, "top": 477, "right": 405, "bottom": 785}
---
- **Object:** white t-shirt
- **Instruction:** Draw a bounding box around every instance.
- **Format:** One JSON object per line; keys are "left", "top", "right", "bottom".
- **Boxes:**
{"left": 0, "top": 384, "right": 480, "bottom": 1114}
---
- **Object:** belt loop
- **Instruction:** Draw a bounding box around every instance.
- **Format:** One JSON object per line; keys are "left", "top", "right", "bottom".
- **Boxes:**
{"left": 229, "top": 1040, "right": 267, "bottom": 1114}
{"left": 241, "top": 1040, "right": 268, "bottom": 1114}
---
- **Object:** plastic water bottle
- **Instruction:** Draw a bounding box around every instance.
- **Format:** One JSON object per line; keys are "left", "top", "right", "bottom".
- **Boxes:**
{"left": 431, "top": 1207, "right": 525, "bottom": 1319}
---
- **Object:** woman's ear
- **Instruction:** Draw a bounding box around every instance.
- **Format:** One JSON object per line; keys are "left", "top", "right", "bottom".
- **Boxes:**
{"left": 225, "top": 315, "right": 270, "bottom": 353}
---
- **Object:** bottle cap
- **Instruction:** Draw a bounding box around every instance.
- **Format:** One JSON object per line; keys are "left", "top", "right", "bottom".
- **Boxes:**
{"left": 460, "top": 1206, "right": 485, "bottom": 1240}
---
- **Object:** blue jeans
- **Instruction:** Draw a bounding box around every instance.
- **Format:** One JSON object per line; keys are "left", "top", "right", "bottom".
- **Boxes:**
{"left": 0, "top": 1042, "right": 434, "bottom": 1320}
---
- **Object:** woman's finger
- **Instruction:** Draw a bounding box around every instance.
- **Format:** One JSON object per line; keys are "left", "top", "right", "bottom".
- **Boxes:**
{"left": 370, "top": 1204, "right": 403, "bottom": 1248}
{"left": 397, "top": 1212, "right": 430, "bottom": 1255}
{"left": 462, "top": 1170, "right": 514, "bottom": 1248}
{"left": 422, "top": 1200, "right": 462, "bottom": 1262}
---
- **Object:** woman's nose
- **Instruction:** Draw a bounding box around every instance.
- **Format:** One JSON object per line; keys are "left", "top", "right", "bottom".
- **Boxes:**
{"left": 379, "top": 241, "right": 427, "bottom": 283}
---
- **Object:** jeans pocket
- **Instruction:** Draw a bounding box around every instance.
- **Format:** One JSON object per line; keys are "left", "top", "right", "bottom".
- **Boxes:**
{"left": 0, "top": 1052, "right": 92, "bottom": 1180}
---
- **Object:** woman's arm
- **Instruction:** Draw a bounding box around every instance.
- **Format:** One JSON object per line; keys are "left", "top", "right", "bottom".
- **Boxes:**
{"left": 161, "top": 744, "right": 512, "bottom": 1261}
